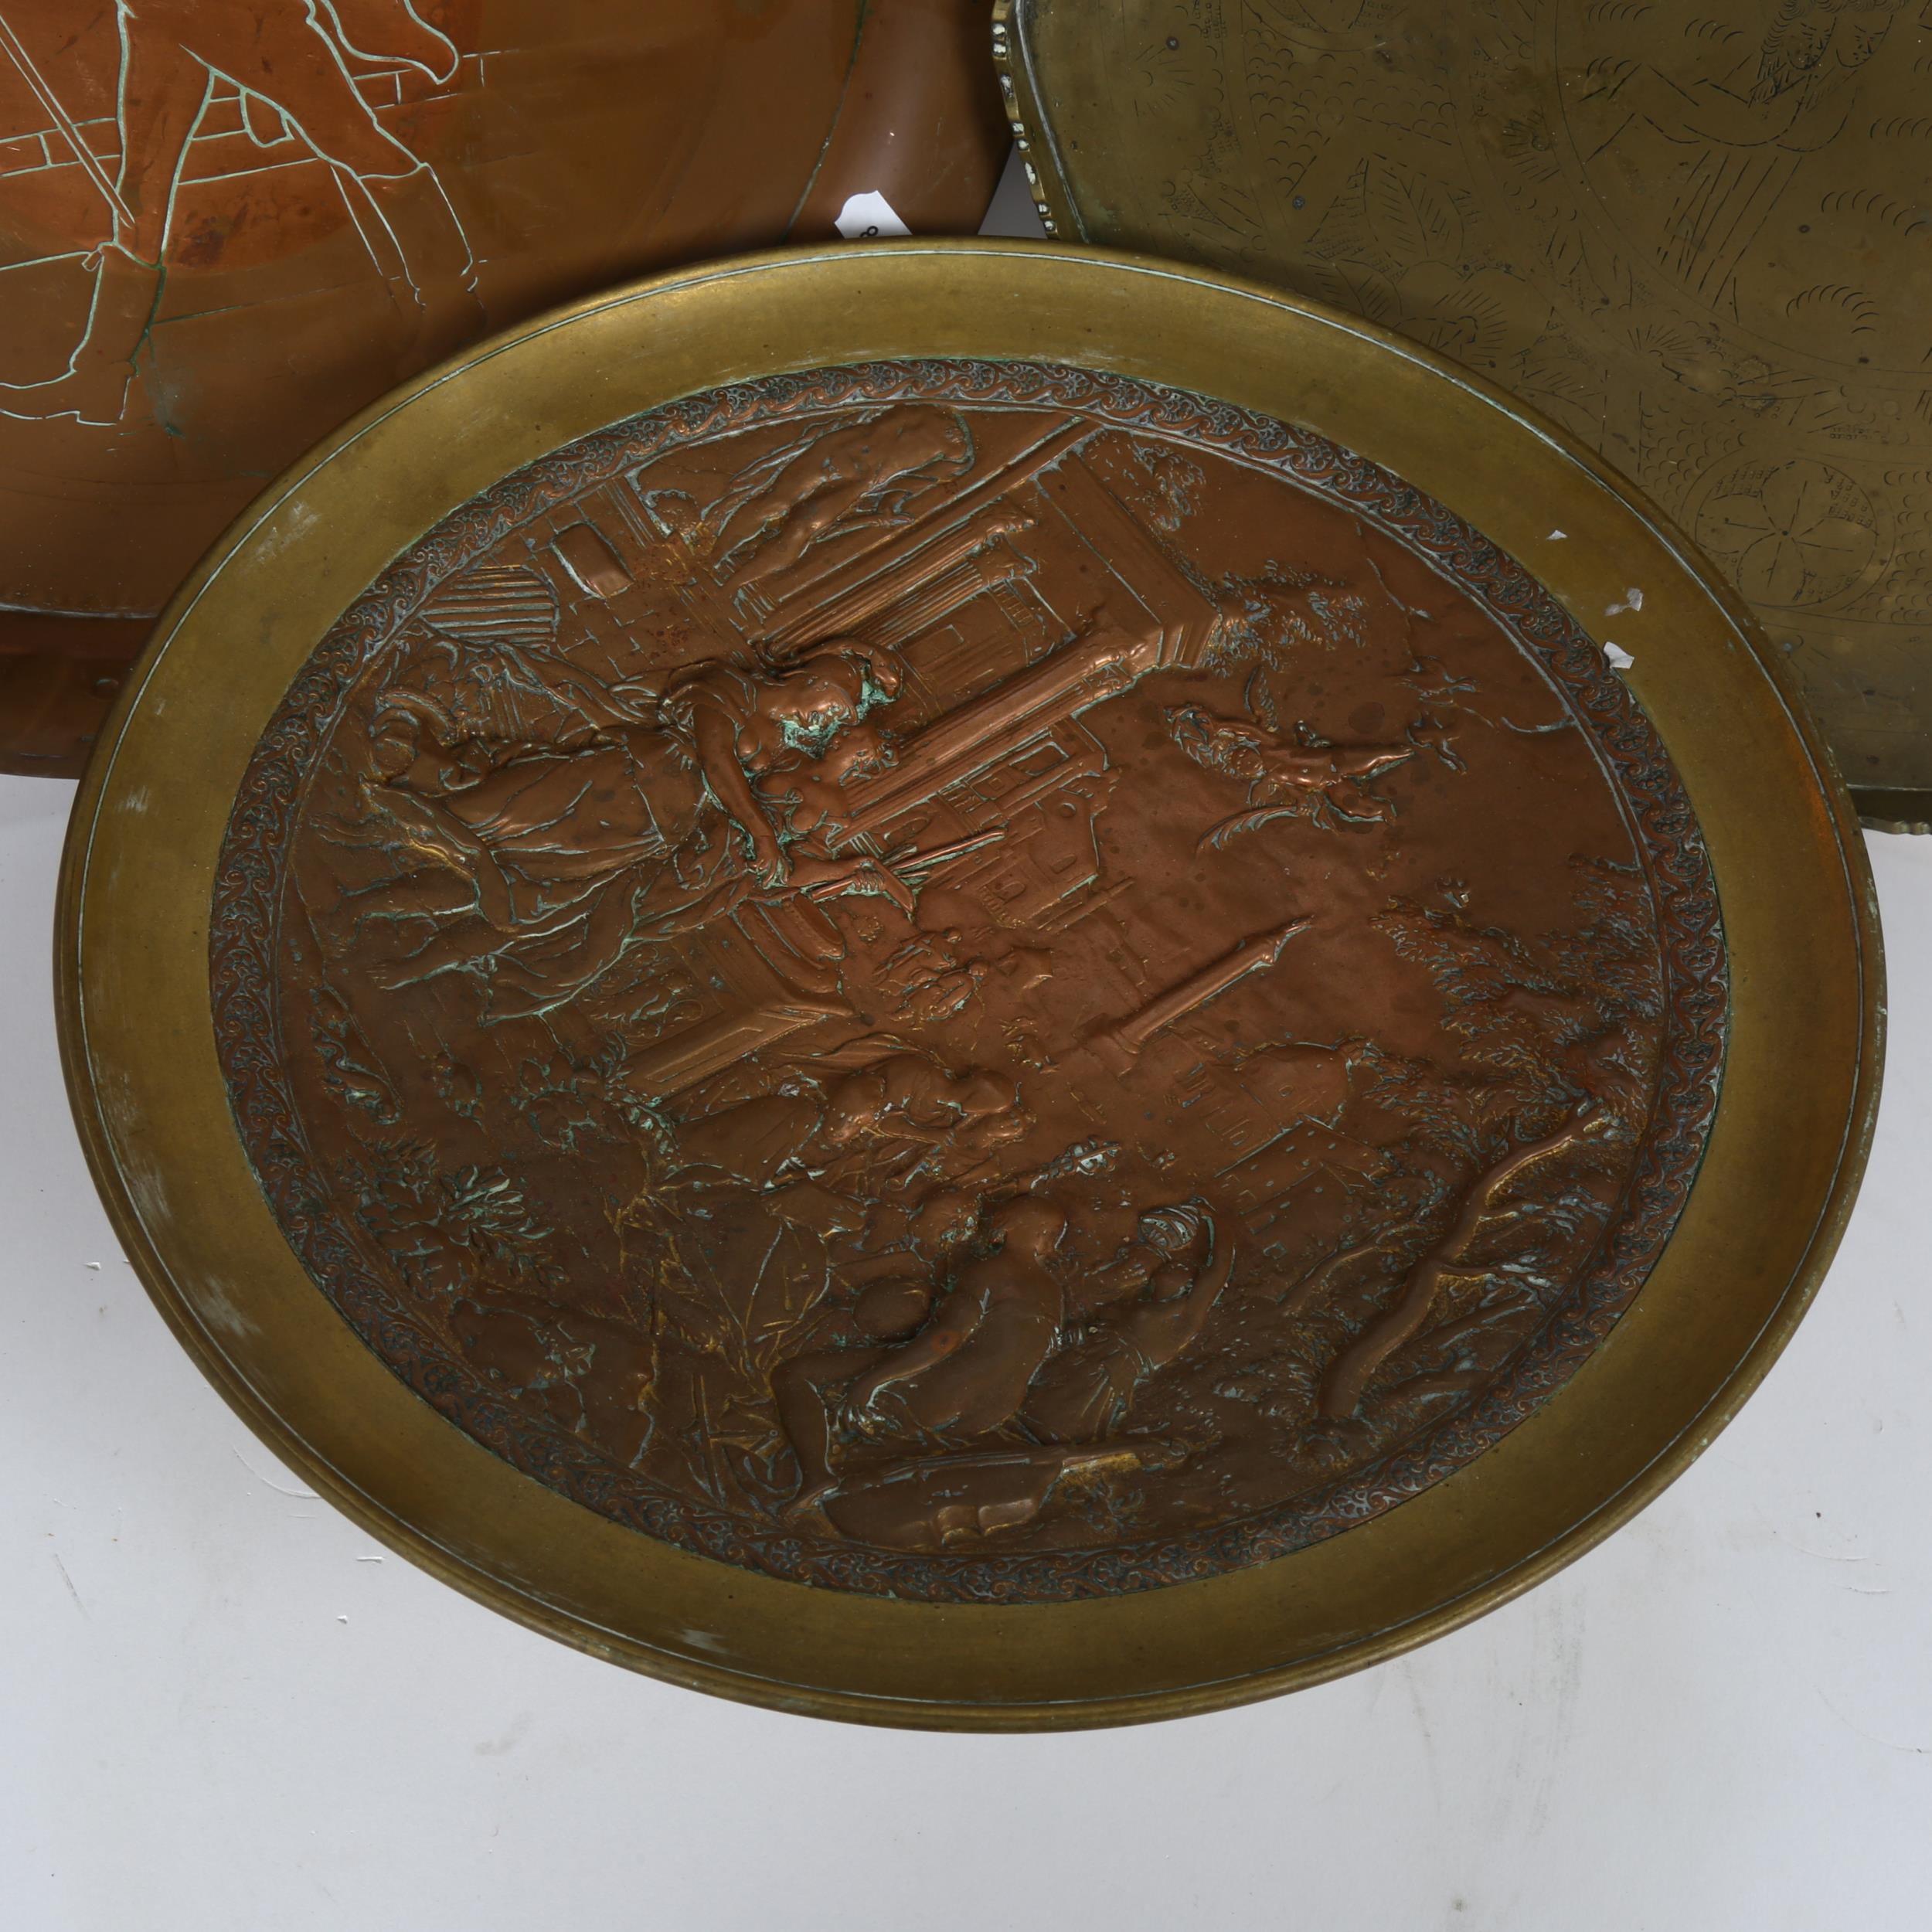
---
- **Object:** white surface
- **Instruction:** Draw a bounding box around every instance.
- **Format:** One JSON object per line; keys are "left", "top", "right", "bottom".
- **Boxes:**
{"left": 5, "top": 792, "right": 1930, "bottom": 1931}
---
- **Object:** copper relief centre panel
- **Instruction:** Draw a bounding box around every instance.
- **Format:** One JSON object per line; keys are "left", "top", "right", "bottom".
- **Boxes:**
{"left": 211, "top": 362, "right": 1725, "bottom": 1601}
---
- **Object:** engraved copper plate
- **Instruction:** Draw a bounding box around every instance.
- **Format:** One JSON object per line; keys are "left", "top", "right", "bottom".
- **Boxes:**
{"left": 998, "top": 0, "right": 1932, "bottom": 821}
{"left": 61, "top": 248, "right": 1876, "bottom": 1722}
{"left": 0, "top": 0, "right": 1006, "bottom": 774}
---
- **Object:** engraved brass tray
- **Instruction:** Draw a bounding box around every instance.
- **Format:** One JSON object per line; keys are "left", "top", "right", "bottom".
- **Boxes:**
{"left": 60, "top": 244, "right": 1879, "bottom": 1726}
{"left": 0, "top": 0, "right": 1005, "bottom": 776}
{"left": 996, "top": 0, "right": 1932, "bottom": 828}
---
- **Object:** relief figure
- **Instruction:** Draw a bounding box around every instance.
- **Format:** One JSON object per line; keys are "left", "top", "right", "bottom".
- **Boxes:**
{"left": 1022, "top": 1201, "right": 1233, "bottom": 1443}
{"left": 709, "top": 405, "right": 975, "bottom": 581}
{"left": 774, "top": 1186, "right": 984, "bottom": 1512}
{"left": 844, "top": 1195, "right": 1071, "bottom": 1442}
{"left": 1166, "top": 700, "right": 1414, "bottom": 841}
{"left": 345, "top": 640, "right": 906, "bottom": 1016}
{"left": 776, "top": 1192, "right": 1233, "bottom": 1551}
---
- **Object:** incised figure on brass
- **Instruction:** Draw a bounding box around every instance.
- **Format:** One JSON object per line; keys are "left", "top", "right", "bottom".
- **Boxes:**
{"left": 211, "top": 359, "right": 1725, "bottom": 1601}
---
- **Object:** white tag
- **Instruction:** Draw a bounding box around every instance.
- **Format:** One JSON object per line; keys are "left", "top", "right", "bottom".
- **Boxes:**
{"left": 1604, "top": 641, "right": 1635, "bottom": 671}
{"left": 834, "top": 190, "right": 911, "bottom": 240}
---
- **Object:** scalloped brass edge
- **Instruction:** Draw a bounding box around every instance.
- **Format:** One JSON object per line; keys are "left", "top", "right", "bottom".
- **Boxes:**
{"left": 992, "top": 1, "right": 1082, "bottom": 240}
{"left": 1853, "top": 788, "right": 1932, "bottom": 836}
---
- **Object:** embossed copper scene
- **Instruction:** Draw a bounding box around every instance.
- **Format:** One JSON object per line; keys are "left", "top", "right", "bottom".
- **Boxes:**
{"left": 216, "top": 363, "right": 1724, "bottom": 1592}
{"left": 0, "top": 0, "right": 1006, "bottom": 775}
{"left": 61, "top": 247, "right": 1878, "bottom": 1723}
{"left": 997, "top": 0, "right": 1932, "bottom": 826}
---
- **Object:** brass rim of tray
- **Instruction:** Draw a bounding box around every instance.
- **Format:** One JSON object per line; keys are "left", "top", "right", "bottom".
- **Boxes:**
{"left": 58, "top": 242, "right": 1882, "bottom": 1730}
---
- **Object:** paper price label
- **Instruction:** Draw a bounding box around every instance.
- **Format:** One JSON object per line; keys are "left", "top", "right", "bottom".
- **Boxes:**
{"left": 833, "top": 190, "right": 911, "bottom": 240}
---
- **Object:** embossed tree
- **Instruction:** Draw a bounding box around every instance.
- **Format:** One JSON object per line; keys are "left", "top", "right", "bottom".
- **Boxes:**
{"left": 1308, "top": 859, "right": 1665, "bottom": 1420}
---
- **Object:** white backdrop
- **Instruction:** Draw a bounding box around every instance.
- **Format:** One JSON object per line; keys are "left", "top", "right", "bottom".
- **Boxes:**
{"left": 5, "top": 165, "right": 1931, "bottom": 1932}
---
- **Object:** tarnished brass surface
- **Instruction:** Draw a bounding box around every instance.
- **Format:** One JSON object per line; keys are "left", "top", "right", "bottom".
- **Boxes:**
{"left": 997, "top": 0, "right": 1932, "bottom": 819}
{"left": 61, "top": 245, "right": 1879, "bottom": 1723}
{"left": 0, "top": 0, "right": 1005, "bottom": 775}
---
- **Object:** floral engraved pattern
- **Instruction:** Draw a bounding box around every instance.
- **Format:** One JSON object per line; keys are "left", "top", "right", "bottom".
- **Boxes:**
{"left": 1696, "top": 458, "right": 1881, "bottom": 608}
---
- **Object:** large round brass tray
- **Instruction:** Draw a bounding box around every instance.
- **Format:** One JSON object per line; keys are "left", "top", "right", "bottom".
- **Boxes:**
{"left": 995, "top": 0, "right": 1932, "bottom": 828}
{"left": 60, "top": 243, "right": 1879, "bottom": 1727}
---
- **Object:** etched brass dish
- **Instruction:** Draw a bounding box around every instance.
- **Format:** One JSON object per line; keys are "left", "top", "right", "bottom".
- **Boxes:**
{"left": 60, "top": 243, "right": 1879, "bottom": 1726}
{"left": 996, "top": 0, "right": 1932, "bottom": 825}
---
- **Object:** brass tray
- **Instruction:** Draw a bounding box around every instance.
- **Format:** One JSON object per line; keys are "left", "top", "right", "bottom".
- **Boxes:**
{"left": 995, "top": 0, "right": 1932, "bottom": 828}
{"left": 60, "top": 243, "right": 1879, "bottom": 1727}
{"left": 0, "top": 0, "right": 1005, "bottom": 776}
